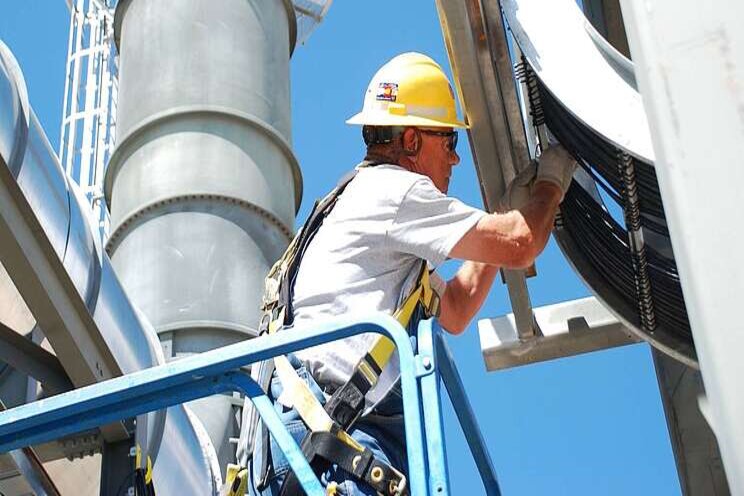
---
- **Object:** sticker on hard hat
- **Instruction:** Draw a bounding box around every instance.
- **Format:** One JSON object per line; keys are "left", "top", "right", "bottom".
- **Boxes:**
{"left": 376, "top": 82, "right": 398, "bottom": 102}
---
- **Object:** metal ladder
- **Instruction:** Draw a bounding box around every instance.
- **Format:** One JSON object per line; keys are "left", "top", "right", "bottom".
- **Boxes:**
{"left": 0, "top": 314, "right": 500, "bottom": 495}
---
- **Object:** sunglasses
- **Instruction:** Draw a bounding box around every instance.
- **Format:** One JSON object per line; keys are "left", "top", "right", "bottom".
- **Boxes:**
{"left": 420, "top": 129, "right": 458, "bottom": 152}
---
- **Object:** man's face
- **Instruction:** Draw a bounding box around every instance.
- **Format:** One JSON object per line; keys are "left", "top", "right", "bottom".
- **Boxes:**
{"left": 416, "top": 127, "right": 460, "bottom": 194}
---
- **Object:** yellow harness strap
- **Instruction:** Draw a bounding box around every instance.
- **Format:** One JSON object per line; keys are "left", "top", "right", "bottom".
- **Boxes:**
{"left": 367, "top": 266, "right": 440, "bottom": 373}
{"left": 269, "top": 310, "right": 366, "bottom": 452}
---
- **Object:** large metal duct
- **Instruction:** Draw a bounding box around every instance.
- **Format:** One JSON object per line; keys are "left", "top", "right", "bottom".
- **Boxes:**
{"left": 106, "top": 0, "right": 302, "bottom": 474}
{"left": 0, "top": 41, "right": 220, "bottom": 494}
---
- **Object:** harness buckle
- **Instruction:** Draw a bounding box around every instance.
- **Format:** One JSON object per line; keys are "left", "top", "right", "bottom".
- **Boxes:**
{"left": 280, "top": 431, "right": 409, "bottom": 496}
{"left": 258, "top": 311, "right": 271, "bottom": 335}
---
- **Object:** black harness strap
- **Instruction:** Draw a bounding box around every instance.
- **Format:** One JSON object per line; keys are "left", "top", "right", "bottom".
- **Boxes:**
{"left": 281, "top": 165, "right": 374, "bottom": 327}
{"left": 280, "top": 432, "right": 407, "bottom": 496}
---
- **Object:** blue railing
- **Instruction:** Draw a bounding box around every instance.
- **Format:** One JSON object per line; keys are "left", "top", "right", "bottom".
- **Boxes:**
{"left": 0, "top": 313, "right": 500, "bottom": 495}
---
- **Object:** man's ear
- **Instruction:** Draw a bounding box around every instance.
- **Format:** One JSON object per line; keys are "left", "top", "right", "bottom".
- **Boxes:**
{"left": 402, "top": 128, "right": 421, "bottom": 156}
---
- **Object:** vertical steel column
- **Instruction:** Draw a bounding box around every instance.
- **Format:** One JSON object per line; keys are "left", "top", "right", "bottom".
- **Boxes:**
{"left": 107, "top": 0, "right": 301, "bottom": 473}
{"left": 436, "top": 0, "right": 540, "bottom": 338}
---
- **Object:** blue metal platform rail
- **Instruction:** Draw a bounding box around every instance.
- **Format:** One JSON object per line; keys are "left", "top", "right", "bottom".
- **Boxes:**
{"left": 0, "top": 314, "right": 500, "bottom": 495}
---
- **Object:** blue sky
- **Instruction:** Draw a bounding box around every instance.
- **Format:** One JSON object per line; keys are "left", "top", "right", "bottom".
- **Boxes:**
{"left": 1, "top": 1, "right": 680, "bottom": 494}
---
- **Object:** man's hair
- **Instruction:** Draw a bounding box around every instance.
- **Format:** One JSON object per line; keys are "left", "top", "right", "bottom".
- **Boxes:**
{"left": 362, "top": 126, "right": 406, "bottom": 146}
{"left": 365, "top": 129, "right": 405, "bottom": 164}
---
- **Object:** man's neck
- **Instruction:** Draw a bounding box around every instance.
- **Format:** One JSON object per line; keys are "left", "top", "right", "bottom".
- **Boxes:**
{"left": 364, "top": 150, "right": 416, "bottom": 172}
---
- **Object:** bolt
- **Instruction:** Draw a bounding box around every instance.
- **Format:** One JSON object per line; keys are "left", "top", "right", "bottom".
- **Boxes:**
{"left": 422, "top": 356, "right": 432, "bottom": 370}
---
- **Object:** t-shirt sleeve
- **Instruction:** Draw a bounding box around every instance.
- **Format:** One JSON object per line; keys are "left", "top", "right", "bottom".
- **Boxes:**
{"left": 430, "top": 271, "right": 447, "bottom": 299}
{"left": 387, "top": 177, "right": 487, "bottom": 266}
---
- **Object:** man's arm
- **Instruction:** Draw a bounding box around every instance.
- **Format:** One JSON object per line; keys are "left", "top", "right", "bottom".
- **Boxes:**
{"left": 449, "top": 181, "right": 562, "bottom": 268}
{"left": 438, "top": 145, "right": 576, "bottom": 334}
{"left": 438, "top": 261, "right": 499, "bottom": 334}
{"left": 437, "top": 182, "right": 559, "bottom": 334}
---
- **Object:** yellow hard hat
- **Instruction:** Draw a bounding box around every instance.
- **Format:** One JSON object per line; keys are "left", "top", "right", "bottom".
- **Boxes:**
{"left": 346, "top": 52, "right": 468, "bottom": 129}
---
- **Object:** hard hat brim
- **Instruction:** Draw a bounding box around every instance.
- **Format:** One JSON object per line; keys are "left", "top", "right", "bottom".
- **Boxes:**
{"left": 345, "top": 112, "right": 469, "bottom": 129}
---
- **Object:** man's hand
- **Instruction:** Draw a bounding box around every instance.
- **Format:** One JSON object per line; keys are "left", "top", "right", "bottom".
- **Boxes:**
{"left": 535, "top": 144, "right": 577, "bottom": 200}
{"left": 499, "top": 163, "right": 536, "bottom": 210}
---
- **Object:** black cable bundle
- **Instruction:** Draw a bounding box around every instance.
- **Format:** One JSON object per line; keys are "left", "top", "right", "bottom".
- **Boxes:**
{"left": 523, "top": 70, "right": 693, "bottom": 353}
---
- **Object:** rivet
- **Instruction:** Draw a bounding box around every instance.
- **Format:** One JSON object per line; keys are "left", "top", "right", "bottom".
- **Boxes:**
{"left": 371, "top": 466, "right": 384, "bottom": 482}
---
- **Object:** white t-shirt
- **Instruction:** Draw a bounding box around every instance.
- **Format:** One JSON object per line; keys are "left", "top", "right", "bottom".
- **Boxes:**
{"left": 292, "top": 163, "right": 486, "bottom": 394}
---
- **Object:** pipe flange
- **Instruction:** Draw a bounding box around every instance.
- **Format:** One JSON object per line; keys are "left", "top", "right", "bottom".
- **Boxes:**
{"left": 105, "top": 193, "right": 293, "bottom": 256}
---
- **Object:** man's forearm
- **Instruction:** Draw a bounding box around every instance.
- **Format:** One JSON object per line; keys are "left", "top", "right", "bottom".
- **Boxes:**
{"left": 516, "top": 181, "right": 562, "bottom": 258}
{"left": 439, "top": 261, "right": 499, "bottom": 334}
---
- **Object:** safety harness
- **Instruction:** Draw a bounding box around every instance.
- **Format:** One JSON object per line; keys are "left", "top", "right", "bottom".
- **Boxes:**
{"left": 226, "top": 162, "right": 440, "bottom": 496}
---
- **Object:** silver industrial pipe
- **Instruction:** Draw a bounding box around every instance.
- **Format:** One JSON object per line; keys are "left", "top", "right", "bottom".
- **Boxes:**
{"left": 0, "top": 41, "right": 220, "bottom": 494}
{"left": 106, "top": 0, "right": 302, "bottom": 477}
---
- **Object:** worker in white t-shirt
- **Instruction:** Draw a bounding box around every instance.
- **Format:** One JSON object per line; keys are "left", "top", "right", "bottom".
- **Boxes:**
{"left": 249, "top": 52, "right": 576, "bottom": 496}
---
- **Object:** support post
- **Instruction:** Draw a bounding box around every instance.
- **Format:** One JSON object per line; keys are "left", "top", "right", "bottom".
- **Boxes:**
{"left": 99, "top": 439, "right": 133, "bottom": 496}
{"left": 436, "top": 0, "right": 539, "bottom": 337}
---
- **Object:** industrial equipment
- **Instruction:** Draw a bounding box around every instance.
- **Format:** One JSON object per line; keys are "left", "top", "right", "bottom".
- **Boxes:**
{"left": 0, "top": 0, "right": 741, "bottom": 493}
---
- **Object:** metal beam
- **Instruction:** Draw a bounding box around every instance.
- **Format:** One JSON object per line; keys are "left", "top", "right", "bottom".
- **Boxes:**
{"left": 436, "top": 0, "right": 539, "bottom": 337}
{"left": 99, "top": 439, "right": 132, "bottom": 496}
{"left": 653, "top": 351, "right": 730, "bottom": 495}
{"left": 0, "top": 152, "right": 126, "bottom": 441}
{"left": 0, "top": 323, "right": 73, "bottom": 395}
{"left": 0, "top": 153, "right": 121, "bottom": 385}
{"left": 478, "top": 297, "right": 641, "bottom": 370}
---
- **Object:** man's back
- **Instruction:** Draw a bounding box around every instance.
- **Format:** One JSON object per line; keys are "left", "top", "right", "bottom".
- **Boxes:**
{"left": 292, "top": 163, "right": 484, "bottom": 391}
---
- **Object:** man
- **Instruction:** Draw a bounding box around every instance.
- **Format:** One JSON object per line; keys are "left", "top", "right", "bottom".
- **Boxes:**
{"left": 253, "top": 52, "right": 575, "bottom": 495}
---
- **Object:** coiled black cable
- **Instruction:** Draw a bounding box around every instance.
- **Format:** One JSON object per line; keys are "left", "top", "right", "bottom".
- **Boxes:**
{"left": 523, "top": 65, "right": 694, "bottom": 349}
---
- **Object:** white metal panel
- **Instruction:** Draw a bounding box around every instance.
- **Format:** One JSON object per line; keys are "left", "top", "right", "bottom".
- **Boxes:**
{"left": 620, "top": 0, "right": 744, "bottom": 491}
